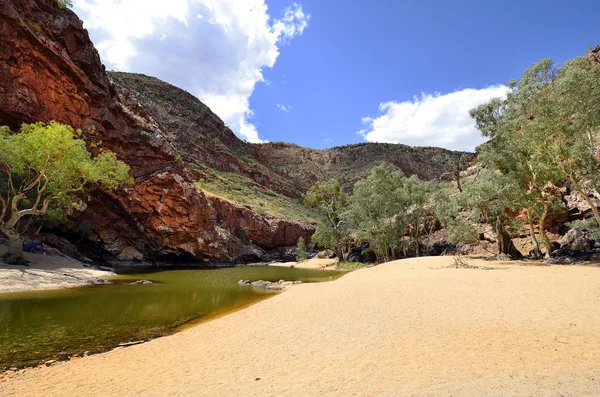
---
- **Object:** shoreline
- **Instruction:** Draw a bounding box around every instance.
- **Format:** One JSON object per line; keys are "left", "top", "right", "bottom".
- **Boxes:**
{"left": 0, "top": 246, "right": 114, "bottom": 294}
{"left": 0, "top": 254, "right": 340, "bottom": 294}
{"left": 267, "top": 256, "right": 338, "bottom": 270}
{"left": 3, "top": 256, "right": 600, "bottom": 396}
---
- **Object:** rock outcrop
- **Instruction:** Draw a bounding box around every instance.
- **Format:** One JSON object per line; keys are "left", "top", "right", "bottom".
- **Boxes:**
{"left": 560, "top": 227, "right": 592, "bottom": 251}
{"left": 0, "top": 0, "right": 312, "bottom": 263}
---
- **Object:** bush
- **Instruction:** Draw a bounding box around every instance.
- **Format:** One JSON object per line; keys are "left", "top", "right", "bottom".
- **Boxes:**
{"left": 566, "top": 218, "right": 600, "bottom": 241}
{"left": 296, "top": 237, "right": 307, "bottom": 262}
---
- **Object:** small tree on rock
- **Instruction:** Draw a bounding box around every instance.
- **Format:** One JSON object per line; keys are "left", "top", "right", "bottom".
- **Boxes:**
{"left": 0, "top": 122, "right": 131, "bottom": 264}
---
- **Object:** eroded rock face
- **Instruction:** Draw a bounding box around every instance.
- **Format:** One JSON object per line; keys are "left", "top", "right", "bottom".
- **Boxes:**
{"left": 0, "top": 0, "right": 313, "bottom": 263}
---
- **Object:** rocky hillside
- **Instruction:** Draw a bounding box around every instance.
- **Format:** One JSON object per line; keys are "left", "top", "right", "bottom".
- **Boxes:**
{"left": 0, "top": 0, "right": 468, "bottom": 265}
{"left": 110, "top": 72, "right": 469, "bottom": 196}
{"left": 250, "top": 142, "right": 468, "bottom": 193}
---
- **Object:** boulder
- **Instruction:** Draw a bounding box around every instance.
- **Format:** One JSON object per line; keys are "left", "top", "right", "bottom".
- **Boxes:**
{"left": 317, "top": 250, "right": 336, "bottom": 259}
{"left": 423, "top": 229, "right": 455, "bottom": 256}
{"left": 346, "top": 243, "right": 377, "bottom": 263}
{"left": 560, "top": 227, "right": 591, "bottom": 251}
{"left": 238, "top": 279, "right": 302, "bottom": 290}
{"left": 129, "top": 280, "right": 153, "bottom": 285}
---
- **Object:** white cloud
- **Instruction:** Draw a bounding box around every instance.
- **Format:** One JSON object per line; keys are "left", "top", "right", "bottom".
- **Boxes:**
{"left": 276, "top": 104, "right": 292, "bottom": 113}
{"left": 358, "top": 86, "right": 508, "bottom": 151}
{"left": 73, "top": 0, "right": 310, "bottom": 143}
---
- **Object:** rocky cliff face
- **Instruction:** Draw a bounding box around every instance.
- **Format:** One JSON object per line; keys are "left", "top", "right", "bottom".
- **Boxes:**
{"left": 0, "top": 0, "right": 468, "bottom": 264}
{"left": 0, "top": 0, "right": 313, "bottom": 264}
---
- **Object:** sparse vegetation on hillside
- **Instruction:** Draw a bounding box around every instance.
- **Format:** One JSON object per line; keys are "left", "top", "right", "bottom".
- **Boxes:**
{"left": 196, "top": 170, "right": 319, "bottom": 223}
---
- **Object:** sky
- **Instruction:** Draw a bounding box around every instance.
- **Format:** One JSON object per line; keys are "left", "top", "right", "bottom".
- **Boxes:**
{"left": 72, "top": 0, "right": 598, "bottom": 151}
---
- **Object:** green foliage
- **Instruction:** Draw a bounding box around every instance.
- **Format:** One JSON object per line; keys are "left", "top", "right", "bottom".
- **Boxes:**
{"left": 296, "top": 237, "right": 307, "bottom": 262}
{"left": 30, "top": 23, "right": 43, "bottom": 34}
{"left": 196, "top": 170, "right": 318, "bottom": 223}
{"left": 566, "top": 218, "right": 600, "bottom": 241}
{"left": 56, "top": 0, "right": 72, "bottom": 9}
{"left": 347, "top": 163, "right": 406, "bottom": 262}
{"left": 239, "top": 226, "right": 249, "bottom": 243}
{"left": 469, "top": 51, "right": 600, "bottom": 256}
{"left": 304, "top": 179, "right": 350, "bottom": 260}
{"left": 0, "top": 122, "right": 131, "bottom": 256}
{"left": 431, "top": 182, "right": 479, "bottom": 245}
{"left": 336, "top": 261, "right": 365, "bottom": 270}
{"left": 346, "top": 163, "right": 435, "bottom": 262}
{"left": 0, "top": 122, "right": 130, "bottom": 192}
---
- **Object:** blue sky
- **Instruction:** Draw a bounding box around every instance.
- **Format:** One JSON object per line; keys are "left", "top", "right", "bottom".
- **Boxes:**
{"left": 73, "top": 0, "right": 598, "bottom": 151}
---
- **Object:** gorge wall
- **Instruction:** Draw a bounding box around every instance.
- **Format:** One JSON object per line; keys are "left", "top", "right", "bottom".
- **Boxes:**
{"left": 0, "top": 0, "right": 467, "bottom": 264}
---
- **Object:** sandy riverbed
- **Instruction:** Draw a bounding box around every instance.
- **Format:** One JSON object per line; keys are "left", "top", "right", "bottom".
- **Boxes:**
{"left": 0, "top": 245, "right": 113, "bottom": 293}
{"left": 2, "top": 256, "right": 600, "bottom": 396}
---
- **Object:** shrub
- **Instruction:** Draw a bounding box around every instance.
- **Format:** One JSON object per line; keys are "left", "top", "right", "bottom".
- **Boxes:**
{"left": 296, "top": 237, "right": 307, "bottom": 262}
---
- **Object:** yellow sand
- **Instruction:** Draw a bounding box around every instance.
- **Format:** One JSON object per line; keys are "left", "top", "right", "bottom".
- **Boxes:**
{"left": 269, "top": 256, "right": 338, "bottom": 269}
{"left": 3, "top": 256, "right": 600, "bottom": 396}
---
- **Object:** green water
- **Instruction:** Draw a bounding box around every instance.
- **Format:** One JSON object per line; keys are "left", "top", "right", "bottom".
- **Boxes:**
{"left": 0, "top": 266, "right": 340, "bottom": 368}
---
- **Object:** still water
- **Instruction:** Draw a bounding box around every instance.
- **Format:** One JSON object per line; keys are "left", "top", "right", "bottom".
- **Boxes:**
{"left": 0, "top": 266, "right": 340, "bottom": 368}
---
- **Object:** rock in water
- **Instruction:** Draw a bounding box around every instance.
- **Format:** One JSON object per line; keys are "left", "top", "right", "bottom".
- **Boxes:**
{"left": 130, "top": 280, "right": 153, "bottom": 285}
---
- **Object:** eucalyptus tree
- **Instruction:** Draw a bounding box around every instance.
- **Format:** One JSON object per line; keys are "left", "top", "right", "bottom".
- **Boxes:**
{"left": 470, "top": 59, "right": 564, "bottom": 257}
{"left": 537, "top": 53, "right": 600, "bottom": 227}
{"left": 347, "top": 163, "right": 408, "bottom": 262}
{"left": 0, "top": 122, "right": 131, "bottom": 264}
{"left": 402, "top": 175, "right": 433, "bottom": 257}
{"left": 304, "top": 179, "right": 350, "bottom": 261}
{"left": 457, "top": 169, "right": 524, "bottom": 258}
{"left": 431, "top": 181, "right": 479, "bottom": 246}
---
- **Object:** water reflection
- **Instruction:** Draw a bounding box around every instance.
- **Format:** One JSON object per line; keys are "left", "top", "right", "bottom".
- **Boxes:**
{"left": 0, "top": 266, "right": 339, "bottom": 367}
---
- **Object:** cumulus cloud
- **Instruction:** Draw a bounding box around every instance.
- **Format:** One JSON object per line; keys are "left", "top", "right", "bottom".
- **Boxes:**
{"left": 358, "top": 86, "right": 508, "bottom": 151}
{"left": 72, "top": 0, "right": 310, "bottom": 143}
{"left": 276, "top": 104, "right": 292, "bottom": 113}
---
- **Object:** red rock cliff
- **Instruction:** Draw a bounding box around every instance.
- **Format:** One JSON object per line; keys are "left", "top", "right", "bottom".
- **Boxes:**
{"left": 0, "top": 0, "right": 313, "bottom": 263}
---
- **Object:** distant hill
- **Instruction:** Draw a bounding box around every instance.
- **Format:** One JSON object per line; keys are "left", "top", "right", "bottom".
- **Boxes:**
{"left": 110, "top": 72, "right": 470, "bottom": 197}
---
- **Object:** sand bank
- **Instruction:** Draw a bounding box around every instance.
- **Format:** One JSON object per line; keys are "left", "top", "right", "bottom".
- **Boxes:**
{"left": 0, "top": 245, "right": 113, "bottom": 293}
{"left": 2, "top": 256, "right": 600, "bottom": 396}
{"left": 269, "top": 256, "right": 338, "bottom": 269}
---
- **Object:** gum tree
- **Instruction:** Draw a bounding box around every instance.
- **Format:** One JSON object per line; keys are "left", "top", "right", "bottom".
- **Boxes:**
{"left": 304, "top": 179, "right": 349, "bottom": 261}
{"left": 0, "top": 122, "right": 131, "bottom": 264}
{"left": 470, "top": 60, "right": 564, "bottom": 257}
{"left": 347, "top": 163, "right": 408, "bottom": 262}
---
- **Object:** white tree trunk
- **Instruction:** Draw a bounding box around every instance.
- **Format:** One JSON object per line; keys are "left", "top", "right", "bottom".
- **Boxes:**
{"left": 2, "top": 227, "right": 25, "bottom": 264}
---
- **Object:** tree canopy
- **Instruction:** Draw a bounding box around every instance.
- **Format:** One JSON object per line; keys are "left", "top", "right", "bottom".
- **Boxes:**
{"left": 0, "top": 122, "right": 131, "bottom": 263}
